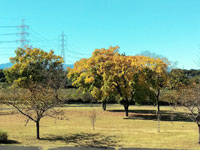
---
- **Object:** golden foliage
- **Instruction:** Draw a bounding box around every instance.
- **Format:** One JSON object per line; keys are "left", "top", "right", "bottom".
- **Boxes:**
{"left": 68, "top": 46, "right": 168, "bottom": 102}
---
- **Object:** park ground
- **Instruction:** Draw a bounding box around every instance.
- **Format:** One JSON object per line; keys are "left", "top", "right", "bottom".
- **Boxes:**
{"left": 0, "top": 104, "right": 199, "bottom": 150}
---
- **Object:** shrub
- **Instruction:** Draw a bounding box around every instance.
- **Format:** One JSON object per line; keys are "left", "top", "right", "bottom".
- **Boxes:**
{"left": 0, "top": 130, "right": 8, "bottom": 142}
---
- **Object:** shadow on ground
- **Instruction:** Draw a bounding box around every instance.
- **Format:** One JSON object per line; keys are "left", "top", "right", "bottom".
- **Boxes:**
{"left": 49, "top": 146, "right": 115, "bottom": 150}
{"left": 119, "top": 148, "right": 182, "bottom": 150}
{"left": 0, "top": 139, "right": 20, "bottom": 144}
{"left": 0, "top": 110, "right": 17, "bottom": 116}
{"left": 108, "top": 109, "right": 192, "bottom": 122}
{"left": 42, "top": 133, "right": 120, "bottom": 149}
{"left": 0, "top": 146, "right": 40, "bottom": 150}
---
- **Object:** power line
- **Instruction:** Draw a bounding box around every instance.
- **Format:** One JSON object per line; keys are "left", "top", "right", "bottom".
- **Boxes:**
{"left": 68, "top": 45, "right": 91, "bottom": 56}
{"left": 31, "top": 40, "right": 57, "bottom": 51}
{"left": 0, "top": 40, "right": 17, "bottom": 43}
{"left": 65, "top": 52, "right": 84, "bottom": 59}
{"left": 30, "top": 29, "right": 58, "bottom": 46}
{"left": 67, "top": 38, "right": 91, "bottom": 55}
{"left": 30, "top": 31, "right": 58, "bottom": 50}
{"left": 30, "top": 28, "right": 89, "bottom": 62}
{"left": 0, "top": 26, "right": 18, "bottom": 28}
{"left": 0, "top": 33, "right": 17, "bottom": 36}
{"left": 0, "top": 19, "right": 89, "bottom": 64}
{"left": 0, "top": 47, "right": 17, "bottom": 49}
{"left": 0, "top": 19, "right": 29, "bottom": 49}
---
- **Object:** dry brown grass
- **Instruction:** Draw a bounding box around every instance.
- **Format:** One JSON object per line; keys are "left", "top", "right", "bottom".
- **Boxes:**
{"left": 0, "top": 104, "right": 199, "bottom": 150}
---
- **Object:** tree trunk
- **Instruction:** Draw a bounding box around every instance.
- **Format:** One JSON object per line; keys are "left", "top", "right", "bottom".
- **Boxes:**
{"left": 156, "top": 100, "right": 160, "bottom": 114}
{"left": 124, "top": 100, "right": 129, "bottom": 117}
{"left": 157, "top": 113, "right": 160, "bottom": 132}
{"left": 156, "top": 89, "right": 160, "bottom": 115}
{"left": 36, "top": 120, "right": 40, "bottom": 139}
{"left": 198, "top": 124, "right": 200, "bottom": 144}
{"left": 102, "top": 100, "right": 107, "bottom": 111}
{"left": 156, "top": 89, "right": 160, "bottom": 133}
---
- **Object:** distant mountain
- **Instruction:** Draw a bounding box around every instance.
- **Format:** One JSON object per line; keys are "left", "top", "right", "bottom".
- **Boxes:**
{"left": 0, "top": 63, "right": 74, "bottom": 70}
{"left": 0, "top": 63, "right": 12, "bottom": 69}
{"left": 63, "top": 64, "right": 74, "bottom": 69}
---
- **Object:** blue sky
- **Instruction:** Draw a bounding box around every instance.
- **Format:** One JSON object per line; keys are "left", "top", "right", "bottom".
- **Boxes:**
{"left": 0, "top": 0, "right": 200, "bottom": 69}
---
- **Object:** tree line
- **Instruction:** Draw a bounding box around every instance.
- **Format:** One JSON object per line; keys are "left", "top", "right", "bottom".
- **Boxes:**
{"left": 1, "top": 46, "right": 200, "bottom": 143}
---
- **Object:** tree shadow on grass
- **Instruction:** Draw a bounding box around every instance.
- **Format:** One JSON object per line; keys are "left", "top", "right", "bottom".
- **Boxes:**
{"left": 41, "top": 133, "right": 120, "bottom": 148}
{"left": 108, "top": 109, "right": 192, "bottom": 122}
{"left": 0, "top": 110, "right": 17, "bottom": 116}
{"left": 0, "top": 139, "right": 20, "bottom": 144}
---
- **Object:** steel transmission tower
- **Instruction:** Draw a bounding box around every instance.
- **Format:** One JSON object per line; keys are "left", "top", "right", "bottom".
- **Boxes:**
{"left": 0, "top": 19, "right": 29, "bottom": 53}
{"left": 59, "top": 32, "right": 67, "bottom": 63}
{"left": 17, "top": 19, "right": 29, "bottom": 48}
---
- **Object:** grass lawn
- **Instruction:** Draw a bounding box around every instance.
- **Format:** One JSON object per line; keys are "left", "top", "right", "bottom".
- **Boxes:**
{"left": 0, "top": 104, "right": 199, "bottom": 150}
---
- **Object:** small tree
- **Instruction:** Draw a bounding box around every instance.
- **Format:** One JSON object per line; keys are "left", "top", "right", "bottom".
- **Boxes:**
{"left": 2, "top": 48, "right": 66, "bottom": 139}
{"left": 175, "top": 84, "right": 200, "bottom": 144}
{"left": 89, "top": 109, "right": 97, "bottom": 130}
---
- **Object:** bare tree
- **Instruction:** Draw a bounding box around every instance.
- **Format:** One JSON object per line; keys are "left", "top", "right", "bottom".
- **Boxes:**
{"left": 175, "top": 84, "right": 200, "bottom": 143}
{"left": 89, "top": 109, "right": 97, "bottom": 130}
{"left": 0, "top": 79, "right": 66, "bottom": 139}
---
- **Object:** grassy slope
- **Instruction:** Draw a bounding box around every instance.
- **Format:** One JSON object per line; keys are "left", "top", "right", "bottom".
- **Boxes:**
{"left": 0, "top": 104, "right": 199, "bottom": 150}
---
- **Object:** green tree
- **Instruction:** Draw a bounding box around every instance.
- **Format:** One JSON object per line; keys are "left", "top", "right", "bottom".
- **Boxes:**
{"left": 161, "top": 69, "right": 189, "bottom": 105}
{"left": 132, "top": 71, "right": 156, "bottom": 105}
{"left": 2, "top": 47, "right": 66, "bottom": 139}
{"left": 138, "top": 51, "right": 169, "bottom": 114}
{"left": 0, "top": 70, "right": 5, "bottom": 82}
{"left": 168, "top": 69, "right": 189, "bottom": 89}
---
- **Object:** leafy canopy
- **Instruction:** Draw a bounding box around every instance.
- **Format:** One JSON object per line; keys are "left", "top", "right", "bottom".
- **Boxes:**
{"left": 68, "top": 46, "right": 168, "bottom": 105}
{"left": 4, "top": 48, "right": 64, "bottom": 89}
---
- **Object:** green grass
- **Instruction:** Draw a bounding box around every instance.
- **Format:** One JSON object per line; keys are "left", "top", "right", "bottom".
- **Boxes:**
{"left": 0, "top": 104, "right": 199, "bottom": 150}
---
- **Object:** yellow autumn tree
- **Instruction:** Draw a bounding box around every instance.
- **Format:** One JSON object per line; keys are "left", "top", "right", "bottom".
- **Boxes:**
{"left": 68, "top": 46, "right": 168, "bottom": 117}
{"left": 68, "top": 46, "right": 119, "bottom": 110}
{"left": 2, "top": 47, "right": 67, "bottom": 139}
{"left": 101, "top": 55, "right": 168, "bottom": 116}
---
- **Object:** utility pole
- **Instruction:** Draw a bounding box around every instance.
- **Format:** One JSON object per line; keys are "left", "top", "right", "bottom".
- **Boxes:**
{"left": 59, "top": 31, "right": 67, "bottom": 63}
{"left": 17, "top": 19, "right": 29, "bottom": 48}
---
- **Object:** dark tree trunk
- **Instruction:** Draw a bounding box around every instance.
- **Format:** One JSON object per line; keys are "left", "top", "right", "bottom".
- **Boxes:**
{"left": 36, "top": 120, "right": 40, "bottom": 139}
{"left": 156, "top": 100, "right": 160, "bottom": 114}
{"left": 157, "top": 113, "right": 160, "bottom": 132}
{"left": 124, "top": 100, "right": 129, "bottom": 117}
{"left": 198, "top": 124, "right": 200, "bottom": 144}
{"left": 156, "top": 89, "right": 160, "bottom": 132}
{"left": 102, "top": 100, "right": 107, "bottom": 111}
{"left": 156, "top": 89, "right": 160, "bottom": 115}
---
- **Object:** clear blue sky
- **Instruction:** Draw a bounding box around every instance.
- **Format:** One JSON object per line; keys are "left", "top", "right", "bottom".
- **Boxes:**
{"left": 0, "top": 0, "right": 200, "bottom": 69}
